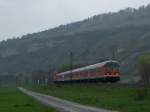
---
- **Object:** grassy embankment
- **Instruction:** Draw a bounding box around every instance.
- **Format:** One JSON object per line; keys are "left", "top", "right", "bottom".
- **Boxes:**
{"left": 28, "top": 84, "right": 150, "bottom": 112}
{"left": 0, "top": 86, "right": 57, "bottom": 112}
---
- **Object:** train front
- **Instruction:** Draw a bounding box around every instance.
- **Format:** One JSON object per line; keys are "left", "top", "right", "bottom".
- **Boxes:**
{"left": 104, "top": 61, "right": 120, "bottom": 82}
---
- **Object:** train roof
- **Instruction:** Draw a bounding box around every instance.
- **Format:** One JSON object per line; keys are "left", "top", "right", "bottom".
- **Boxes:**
{"left": 56, "top": 60, "right": 119, "bottom": 76}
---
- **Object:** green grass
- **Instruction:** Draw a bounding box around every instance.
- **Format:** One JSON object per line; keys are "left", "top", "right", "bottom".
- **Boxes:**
{"left": 0, "top": 86, "right": 57, "bottom": 112}
{"left": 28, "top": 84, "right": 150, "bottom": 112}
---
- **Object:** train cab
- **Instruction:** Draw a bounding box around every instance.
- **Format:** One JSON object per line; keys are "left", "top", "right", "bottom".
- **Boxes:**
{"left": 104, "top": 61, "right": 120, "bottom": 82}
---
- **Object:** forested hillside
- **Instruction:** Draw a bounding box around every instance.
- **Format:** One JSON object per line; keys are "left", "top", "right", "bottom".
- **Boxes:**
{"left": 0, "top": 5, "right": 150, "bottom": 81}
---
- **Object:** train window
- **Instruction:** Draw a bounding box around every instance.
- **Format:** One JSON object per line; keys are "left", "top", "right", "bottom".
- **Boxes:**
{"left": 96, "top": 68, "right": 100, "bottom": 72}
{"left": 90, "top": 69, "right": 95, "bottom": 73}
{"left": 105, "top": 62, "right": 119, "bottom": 71}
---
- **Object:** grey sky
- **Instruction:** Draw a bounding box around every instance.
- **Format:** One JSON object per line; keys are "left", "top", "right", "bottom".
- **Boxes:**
{"left": 0, "top": 0, "right": 150, "bottom": 40}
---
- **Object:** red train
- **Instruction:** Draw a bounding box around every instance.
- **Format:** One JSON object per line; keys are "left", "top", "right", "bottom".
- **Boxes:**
{"left": 53, "top": 60, "right": 120, "bottom": 83}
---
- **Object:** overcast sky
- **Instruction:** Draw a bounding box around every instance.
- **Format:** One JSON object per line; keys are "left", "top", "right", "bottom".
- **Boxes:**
{"left": 0, "top": 0, "right": 150, "bottom": 40}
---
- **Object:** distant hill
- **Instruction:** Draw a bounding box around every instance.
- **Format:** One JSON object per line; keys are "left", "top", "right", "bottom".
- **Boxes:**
{"left": 0, "top": 4, "right": 150, "bottom": 81}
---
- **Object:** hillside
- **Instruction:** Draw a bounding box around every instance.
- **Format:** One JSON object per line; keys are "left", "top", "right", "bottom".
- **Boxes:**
{"left": 0, "top": 5, "right": 150, "bottom": 81}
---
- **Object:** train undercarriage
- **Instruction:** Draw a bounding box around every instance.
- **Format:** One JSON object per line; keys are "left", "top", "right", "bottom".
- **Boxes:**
{"left": 54, "top": 77, "right": 120, "bottom": 83}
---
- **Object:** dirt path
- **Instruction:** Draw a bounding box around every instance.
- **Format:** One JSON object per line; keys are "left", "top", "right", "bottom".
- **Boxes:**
{"left": 18, "top": 87, "right": 117, "bottom": 112}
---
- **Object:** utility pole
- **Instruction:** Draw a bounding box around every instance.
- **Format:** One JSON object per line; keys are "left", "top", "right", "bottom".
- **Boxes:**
{"left": 112, "top": 50, "right": 116, "bottom": 60}
{"left": 48, "top": 65, "right": 55, "bottom": 84}
{"left": 110, "top": 44, "right": 118, "bottom": 60}
{"left": 69, "top": 51, "right": 73, "bottom": 83}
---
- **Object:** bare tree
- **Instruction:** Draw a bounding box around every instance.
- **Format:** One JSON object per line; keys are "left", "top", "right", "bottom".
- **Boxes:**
{"left": 138, "top": 54, "right": 150, "bottom": 84}
{"left": 135, "top": 54, "right": 150, "bottom": 101}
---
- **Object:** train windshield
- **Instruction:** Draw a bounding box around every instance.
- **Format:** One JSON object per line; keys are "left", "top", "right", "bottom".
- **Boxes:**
{"left": 105, "top": 62, "right": 120, "bottom": 71}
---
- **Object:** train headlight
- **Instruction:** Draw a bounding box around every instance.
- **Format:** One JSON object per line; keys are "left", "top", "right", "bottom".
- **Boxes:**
{"left": 115, "top": 73, "right": 119, "bottom": 76}
{"left": 106, "top": 73, "right": 110, "bottom": 76}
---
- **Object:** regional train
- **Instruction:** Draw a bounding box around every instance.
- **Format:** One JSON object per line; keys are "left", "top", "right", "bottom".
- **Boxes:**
{"left": 53, "top": 60, "right": 120, "bottom": 83}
